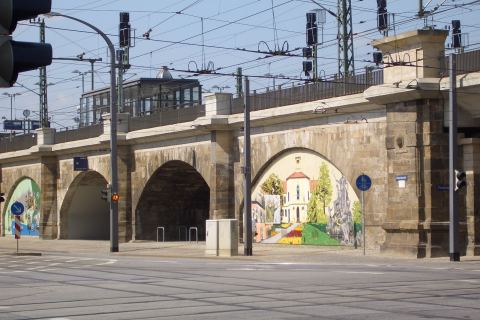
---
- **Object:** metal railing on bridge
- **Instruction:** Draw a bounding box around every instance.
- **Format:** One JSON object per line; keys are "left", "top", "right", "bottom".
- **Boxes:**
{"left": 440, "top": 49, "right": 480, "bottom": 76}
{"left": 55, "top": 124, "right": 103, "bottom": 144}
{"left": 231, "top": 69, "right": 384, "bottom": 113}
{"left": 0, "top": 134, "right": 37, "bottom": 153}
{"left": 129, "top": 104, "right": 205, "bottom": 132}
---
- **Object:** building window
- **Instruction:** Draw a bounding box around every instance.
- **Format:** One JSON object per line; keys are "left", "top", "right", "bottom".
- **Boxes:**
{"left": 296, "top": 184, "right": 300, "bottom": 200}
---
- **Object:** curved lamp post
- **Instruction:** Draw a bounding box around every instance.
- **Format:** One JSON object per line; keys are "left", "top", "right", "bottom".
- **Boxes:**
{"left": 45, "top": 12, "right": 119, "bottom": 252}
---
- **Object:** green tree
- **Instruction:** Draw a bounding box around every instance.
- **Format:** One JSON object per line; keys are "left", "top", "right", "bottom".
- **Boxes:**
{"left": 307, "top": 163, "right": 333, "bottom": 223}
{"left": 261, "top": 173, "right": 284, "bottom": 206}
{"left": 352, "top": 200, "right": 362, "bottom": 224}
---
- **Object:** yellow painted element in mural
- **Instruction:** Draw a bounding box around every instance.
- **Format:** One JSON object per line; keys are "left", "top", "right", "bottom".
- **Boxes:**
{"left": 278, "top": 236, "right": 302, "bottom": 245}
{"left": 294, "top": 226, "right": 303, "bottom": 232}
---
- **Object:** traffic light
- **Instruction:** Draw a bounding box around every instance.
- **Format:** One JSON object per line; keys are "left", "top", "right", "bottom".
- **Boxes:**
{"left": 303, "top": 61, "right": 312, "bottom": 77}
{"left": 306, "top": 12, "right": 317, "bottom": 46}
{"left": 101, "top": 184, "right": 112, "bottom": 202}
{"left": 452, "top": 20, "right": 462, "bottom": 49}
{"left": 455, "top": 170, "right": 466, "bottom": 191}
{"left": 119, "top": 12, "right": 130, "bottom": 48}
{"left": 0, "top": 0, "right": 53, "bottom": 88}
{"left": 111, "top": 193, "right": 120, "bottom": 202}
{"left": 377, "top": 0, "right": 388, "bottom": 33}
{"left": 0, "top": 192, "right": 5, "bottom": 203}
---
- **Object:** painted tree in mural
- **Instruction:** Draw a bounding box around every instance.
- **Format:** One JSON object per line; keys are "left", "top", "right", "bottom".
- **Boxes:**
{"left": 261, "top": 173, "right": 283, "bottom": 199}
{"left": 307, "top": 163, "right": 332, "bottom": 223}
{"left": 261, "top": 173, "right": 284, "bottom": 222}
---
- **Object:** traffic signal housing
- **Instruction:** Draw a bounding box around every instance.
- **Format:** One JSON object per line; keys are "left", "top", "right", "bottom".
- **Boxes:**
{"left": 306, "top": 12, "right": 317, "bottom": 46}
{"left": 0, "top": 0, "right": 53, "bottom": 88}
{"left": 452, "top": 20, "right": 462, "bottom": 49}
{"left": 101, "top": 184, "right": 112, "bottom": 202}
{"left": 455, "top": 170, "right": 466, "bottom": 191}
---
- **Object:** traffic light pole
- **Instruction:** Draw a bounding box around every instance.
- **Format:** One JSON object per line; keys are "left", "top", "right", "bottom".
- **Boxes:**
{"left": 243, "top": 77, "right": 252, "bottom": 256}
{"left": 46, "top": 12, "right": 119, "bottom": 253}
{"left": 449, "top": 53, "right": 460, "bottom": 262}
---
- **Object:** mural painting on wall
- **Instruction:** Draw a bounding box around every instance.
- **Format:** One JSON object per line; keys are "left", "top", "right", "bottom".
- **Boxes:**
{"left": 2, "top": 178, "right": 41, "bottom": 237}
{"left": 252, "top": 150, "right": 362, "bottom": 246}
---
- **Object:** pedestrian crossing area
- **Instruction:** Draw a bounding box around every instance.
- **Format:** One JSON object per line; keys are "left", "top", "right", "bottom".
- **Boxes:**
{"left": 0, "top": 254, "right": 117, "bottom": 273}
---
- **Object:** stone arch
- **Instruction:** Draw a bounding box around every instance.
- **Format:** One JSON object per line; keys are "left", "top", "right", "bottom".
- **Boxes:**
{"left": 2, "top": 176, "right": 41, "bottom": 237}
{"left": 247, "top": 147, "right": 362, "bottom": 246}
{"left": 59, "top": 170, "right": 109, "bottom": 240}
{"left": 135, "top": 160, "right": 210, "bottom": 241}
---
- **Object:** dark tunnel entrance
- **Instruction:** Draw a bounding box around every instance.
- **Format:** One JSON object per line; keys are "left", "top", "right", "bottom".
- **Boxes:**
{"left": 135, "top": 161, "right": 210, "bottom": 241}
{"left": 60, "top": 171, "right": 110, "bottom": 240}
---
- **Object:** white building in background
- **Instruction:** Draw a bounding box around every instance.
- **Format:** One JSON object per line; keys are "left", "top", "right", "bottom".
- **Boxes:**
{"left": 281, "top": 171, "right": 313, "bottom": 223}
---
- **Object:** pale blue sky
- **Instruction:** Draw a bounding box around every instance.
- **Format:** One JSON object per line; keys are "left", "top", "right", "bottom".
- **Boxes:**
{"left": 1, "top": 0, "right": 479, "bottom": 128}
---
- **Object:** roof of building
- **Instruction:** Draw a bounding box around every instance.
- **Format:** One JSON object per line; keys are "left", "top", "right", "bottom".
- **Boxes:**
{"left": 286, "top": 171, "right": 310, "bottom": 180}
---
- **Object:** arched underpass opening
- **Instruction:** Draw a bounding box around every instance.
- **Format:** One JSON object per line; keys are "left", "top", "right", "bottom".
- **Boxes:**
{"left": 136, "top": 161, "right": 210, "bottom": 241}
{"left": 60, "top": 171, "right": 110, "bottom": 240}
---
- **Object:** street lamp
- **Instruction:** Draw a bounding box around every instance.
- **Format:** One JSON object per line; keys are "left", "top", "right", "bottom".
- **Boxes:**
{"left": 212, "top": 85, "right": 230, "bottom": 92}
{"left": 45, "top": 12, "right": 119, "bottom": 253}
{"left": 264, "top": 73, "right": 284, "bottom": 90}
{"left": 2, "top": 92, "right": 22, "bottom": 122}
{"left": 72, "top": 70, "right": 88, "bottom": 93}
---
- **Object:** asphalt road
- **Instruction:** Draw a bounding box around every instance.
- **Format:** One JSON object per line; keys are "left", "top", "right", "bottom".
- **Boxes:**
{"left": 1, "top": 250, "right": 480, "bottom": 320}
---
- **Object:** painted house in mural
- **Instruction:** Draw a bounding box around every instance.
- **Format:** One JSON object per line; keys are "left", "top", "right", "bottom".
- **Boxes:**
{"left": 281, "top": 171, "right": 317, "bottom": 224}
{"left": 2, "top": 178, "right": 41, "bottom": 237}
{"left": 251, "top": 150, "right": 362, "bottom": 246}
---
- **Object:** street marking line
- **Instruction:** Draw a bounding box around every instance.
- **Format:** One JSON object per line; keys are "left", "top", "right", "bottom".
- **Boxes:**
{"left": 95, "top": 259, "right": 117, "bottom": 266}
{"left": 39, "top": 269, "right": 57, "bottom": 272}
{"left": 0, "top": 306, "right": 11, "bottom": 309}
{"left": 335, "top": 271, "right": 385, "bottom": 275}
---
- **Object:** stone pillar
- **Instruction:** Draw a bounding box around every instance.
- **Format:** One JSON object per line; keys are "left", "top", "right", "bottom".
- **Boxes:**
{"left": 372, "top": 29, "right": 448, "bottom": 84}
{"left": 36, "top": 127, "right": 55, "bottom": 145}
{"left": 210, "top": 130, "right": 234, "bottom": 220}
{"left": 461, "top": 138, "right": 480, "bottom": 256}
{"left": 204, "top": 93, "right": 232, "bottom": 116}
{"left": 382, "top": 99, "right": 448, "bottom": 257}
{"left": 39, "top": 156, "right": 58, "bottom": 239}
{"left": 117, "top": 145, "right": 132, "bottom": 242}
{"left": 382, "top": 99, "right": 449, "bottom": 257}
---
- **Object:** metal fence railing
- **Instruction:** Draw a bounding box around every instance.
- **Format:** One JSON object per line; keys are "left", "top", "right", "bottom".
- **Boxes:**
{"left": 440, "top": 48, "right": 480, "bottom": 75}
{"left": 0, "top": 134, "right": 37, "bottom": 153}
{"left": 129, "top": 105, "right": 205, "bottom": 132}
{"left": 54, "top": 124, "right": 103, "bottom": 144}
{"left": 231, "top": 69, "right": 384, "bottom": 114}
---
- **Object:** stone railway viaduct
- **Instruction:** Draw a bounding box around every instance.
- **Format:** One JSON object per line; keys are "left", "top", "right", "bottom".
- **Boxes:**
{"left": 1, "top": 30, "right": 480, "bottom": 257}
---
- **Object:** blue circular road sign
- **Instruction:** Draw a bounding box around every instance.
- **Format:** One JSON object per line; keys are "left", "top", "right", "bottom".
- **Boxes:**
{"left": 356, "top": 174, "right": 372, "bottom": 191}
{"left": 11, "top": 201, "right": 25, "bottom": 216}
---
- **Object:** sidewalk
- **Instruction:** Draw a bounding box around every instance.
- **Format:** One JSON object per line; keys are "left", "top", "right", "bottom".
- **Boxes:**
{"left": 0, "top": 237, "right": 476, "bottom": 265}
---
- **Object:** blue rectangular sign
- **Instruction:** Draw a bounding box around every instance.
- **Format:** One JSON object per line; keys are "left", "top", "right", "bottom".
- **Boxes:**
{"left": 4, "top": 120, "right": 23, "bottom": 130}
{"left": 31, "top": 121, "right": 41, "bottom": 130}
{"left": 73, "top": 156, "right": 88, "bottom": 171}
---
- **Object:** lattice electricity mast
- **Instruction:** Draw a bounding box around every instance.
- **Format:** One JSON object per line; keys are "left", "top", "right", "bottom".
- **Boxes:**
{"left": 337, "top": 0, "right": 355, "bottom": 78}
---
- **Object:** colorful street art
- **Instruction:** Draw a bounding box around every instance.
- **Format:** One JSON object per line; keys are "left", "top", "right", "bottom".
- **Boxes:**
{"left": 252, "top": 150, "right": 362, "bottom": 246}
{"left": 2, "top": 178, "right": 41, "bottom": 237}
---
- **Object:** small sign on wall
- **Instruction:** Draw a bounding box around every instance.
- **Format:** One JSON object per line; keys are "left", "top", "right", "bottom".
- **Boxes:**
{"left": 396, "top": 175, "right": 408, "bottom": 188}
{"left": 73, "top": 156, "right": 88, "bottom": 171}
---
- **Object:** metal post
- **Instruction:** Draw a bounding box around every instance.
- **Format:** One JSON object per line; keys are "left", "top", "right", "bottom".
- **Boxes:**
{"left": 117, "top": 51, "right": 124, "bottom": 113}
{"left": 362, "top": 189, "right": 365, "bottom": 255}
{"left": 90, "top": 60, "right": 95, "bottom": 91}
{"left": 10, "top": 94, "right": 12, "bottom": 121}
{"left": 243, "top": 77, "right": 253, "bottom": 256}
{"left": 46, "top": 12, "right": 118, "bottom": 252}
{"left": 449, "top": 53, "right": 460, "bottom": 262}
